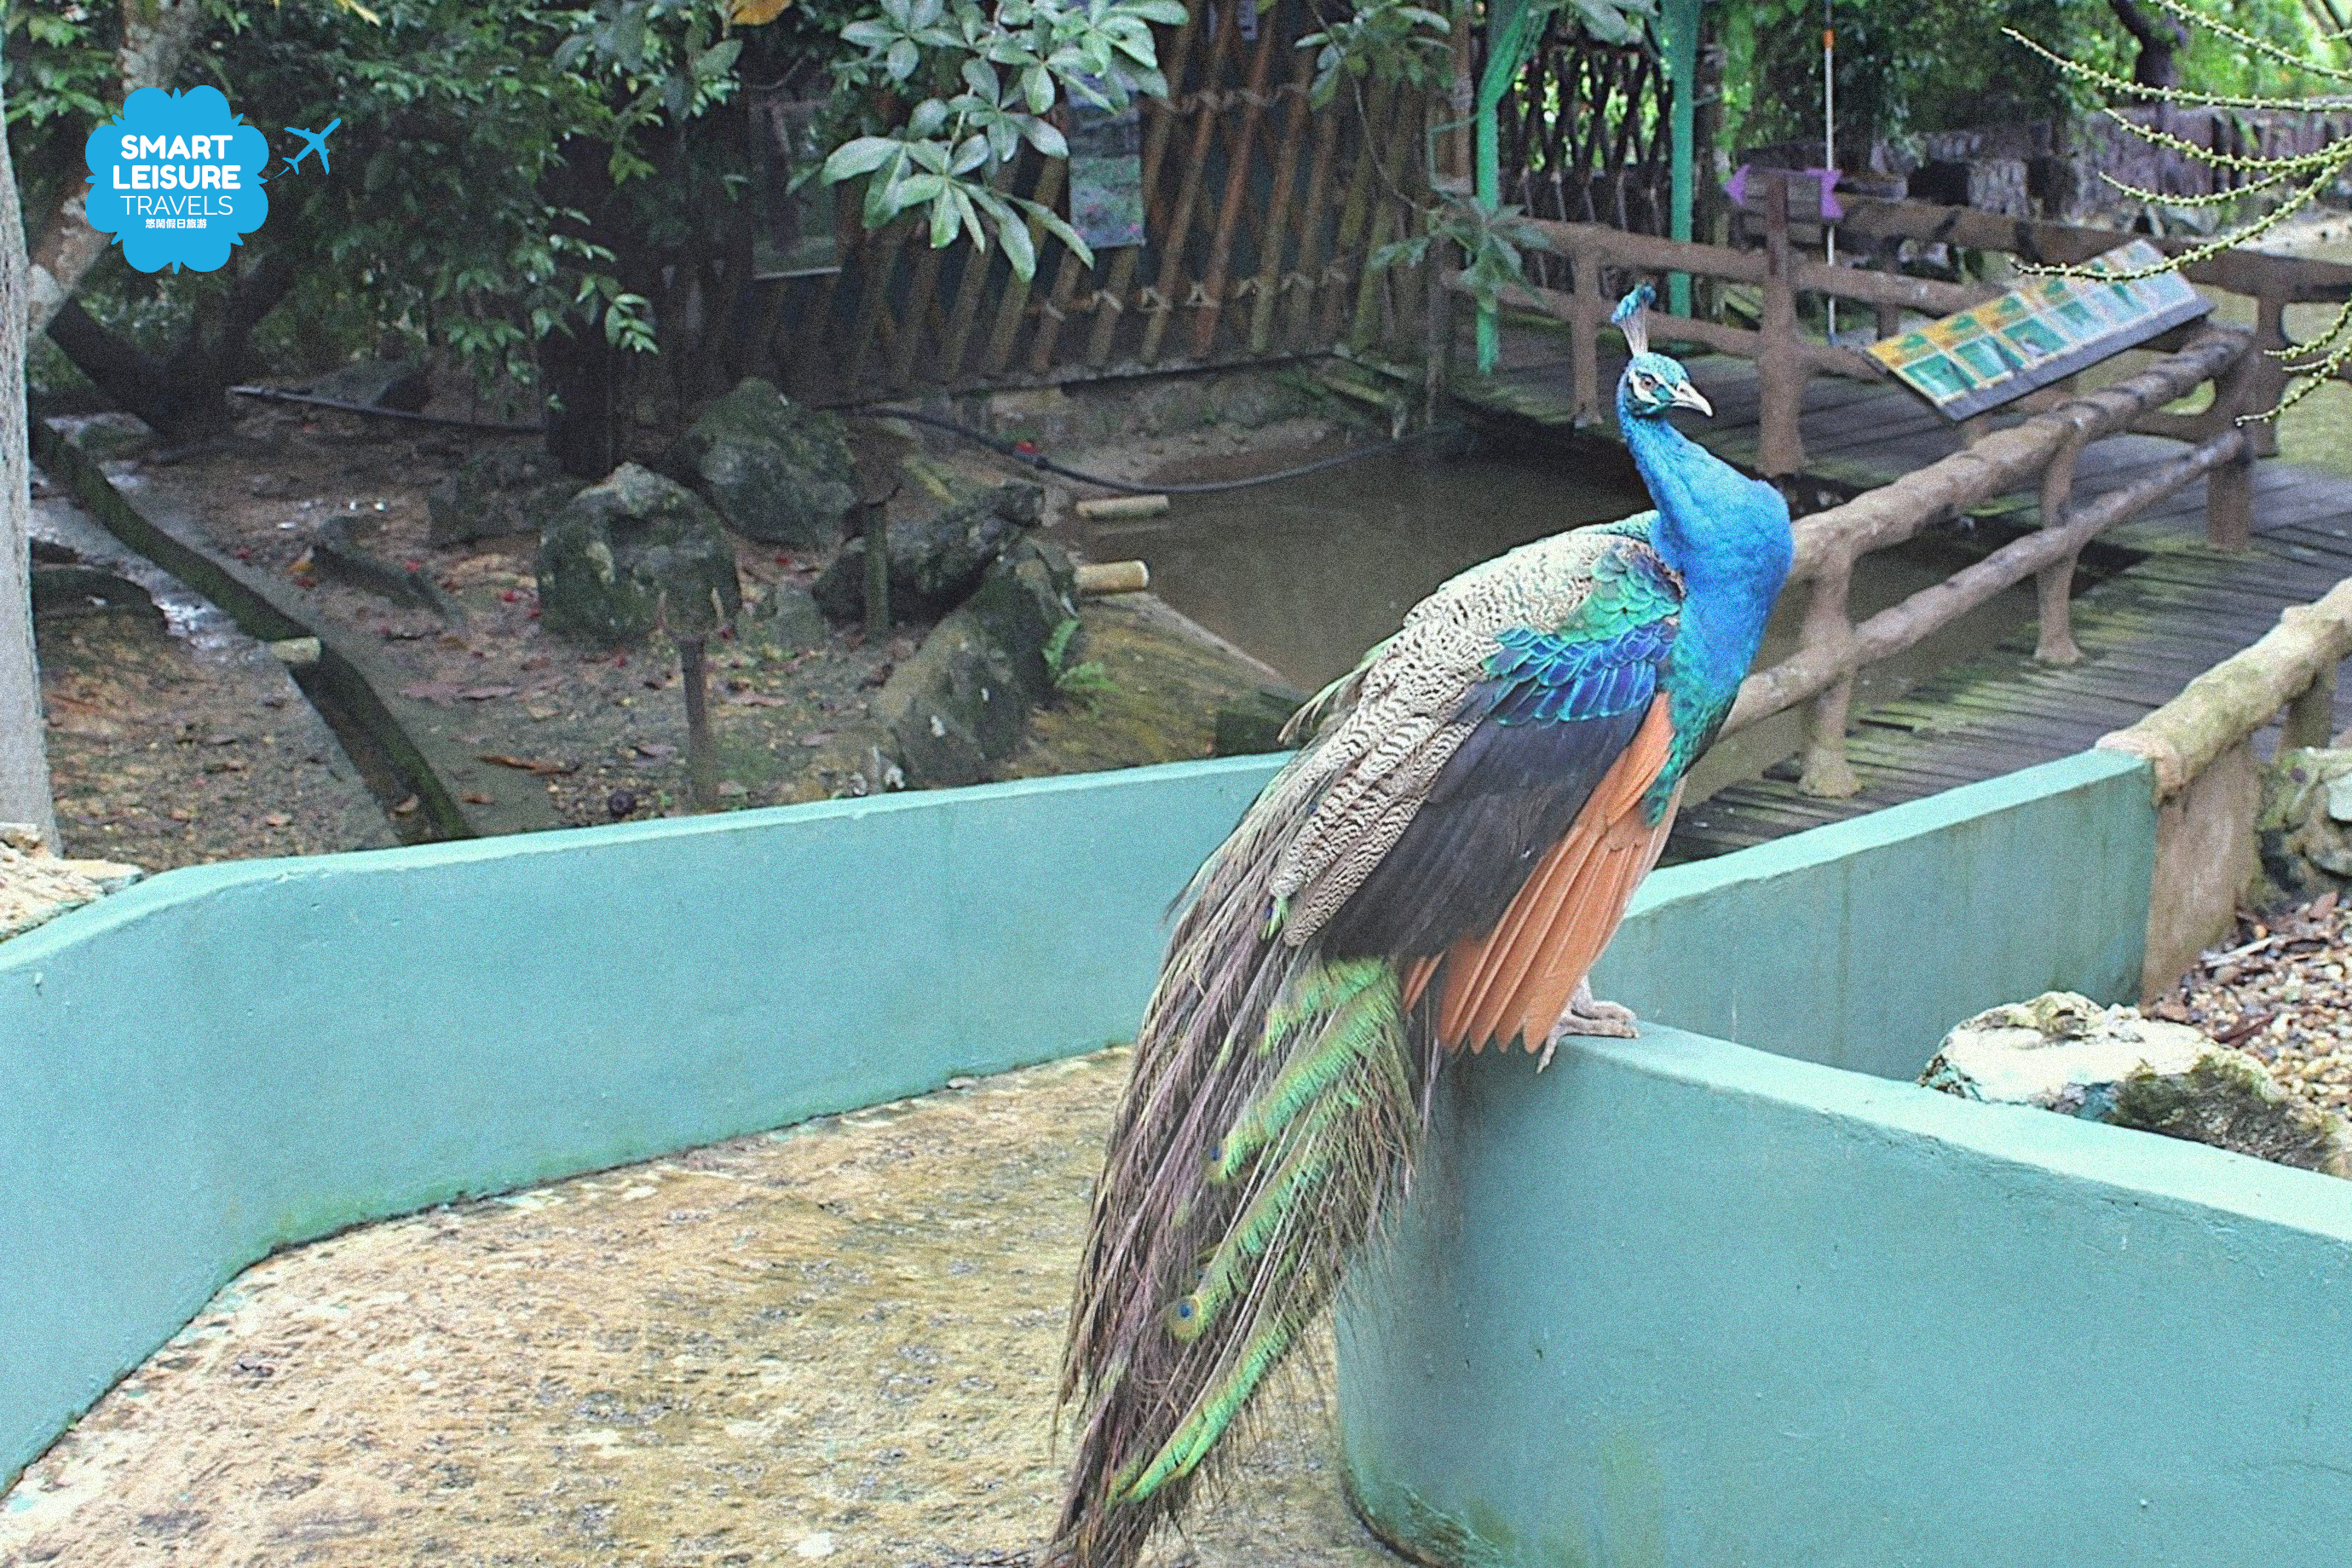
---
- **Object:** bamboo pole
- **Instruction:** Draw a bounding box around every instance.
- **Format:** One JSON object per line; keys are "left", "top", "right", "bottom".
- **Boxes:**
{"left": 980, "top": 161, "right": 1067, "bottom": 376}
{"left": 1247, "top": 56, "right": 1317, "bottom": 353}
{"left": 1188, "top": 13, "right": 1283, "bottom": 359}
{"left": 1139, "top": 12, "right": 1239, "bottom": 365}
{"left": 1318, "top": 75, "right": 1397, "bottom": 347}
{"left": 1281, "top": 72, "right": 1348, "bottom": 351}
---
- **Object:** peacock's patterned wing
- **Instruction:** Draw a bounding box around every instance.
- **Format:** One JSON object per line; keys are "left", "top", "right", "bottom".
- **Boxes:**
{"left": 1264, "top": 518, "right": 1681, "bottom": 960}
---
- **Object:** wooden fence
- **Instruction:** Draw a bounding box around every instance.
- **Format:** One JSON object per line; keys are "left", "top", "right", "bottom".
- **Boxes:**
{"left": 1485, "top": 9, "right": 1675, "bottom": 276}
{"left": 764, "top": 2, "right": 1433, "bottom": 406}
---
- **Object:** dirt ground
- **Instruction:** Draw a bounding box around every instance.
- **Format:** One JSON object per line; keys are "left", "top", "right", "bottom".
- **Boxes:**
{"left": 31, "top": 475, "right": 395, "bottom": 872}
{"left": 0, "top": 1052, "right": 1400, "bottom": 1568}
{"left": 28, "top": 395, "right": 1299, "bottom": 869}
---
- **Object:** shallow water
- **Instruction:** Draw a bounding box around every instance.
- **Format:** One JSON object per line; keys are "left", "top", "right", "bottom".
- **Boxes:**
{"left": 1063, "top": 441, "right": 2044, "bottom": 801}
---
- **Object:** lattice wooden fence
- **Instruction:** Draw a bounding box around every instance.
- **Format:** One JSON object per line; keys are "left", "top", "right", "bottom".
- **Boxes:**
{"left": 1483, "top": 13, "right": 1672, "bottom": 292}
{"left": 760, "top": 0, "right": 1433, "bottom": 405}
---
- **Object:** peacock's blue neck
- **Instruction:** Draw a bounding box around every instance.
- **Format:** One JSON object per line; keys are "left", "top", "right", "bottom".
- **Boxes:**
{"left": 1618, "top": 397, "right": 1793, "bottom": 694}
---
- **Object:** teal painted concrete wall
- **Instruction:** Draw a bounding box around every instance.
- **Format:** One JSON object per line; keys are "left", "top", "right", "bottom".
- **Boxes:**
{"left": 0, "top": 744, "right": 2165, "bottom": 1506}
{"left": 0, "top": 757, "right": 1283, "bottom": 1489}
{"left": 1340, "top": 1024, "right": 2352, "bottom": 1567}
{"left": 1334, "top": 749, "right": 2352, "bottom": 1566}
{"left": 1603, "top": 748, "right": 2157, "bottom": 1081}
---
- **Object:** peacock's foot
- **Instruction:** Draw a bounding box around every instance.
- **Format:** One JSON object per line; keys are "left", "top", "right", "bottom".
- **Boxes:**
{"left": 1536, "top": 979, "right": 1640, "bottom": 1069}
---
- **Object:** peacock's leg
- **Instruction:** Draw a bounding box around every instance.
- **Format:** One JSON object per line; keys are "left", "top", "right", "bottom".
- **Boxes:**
{"left": 1536, "top": 979, "right": 1640, "bottom": 1069}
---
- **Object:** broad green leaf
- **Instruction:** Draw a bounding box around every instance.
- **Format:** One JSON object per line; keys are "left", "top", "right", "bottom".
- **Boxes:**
{"left": 822, "top": 135, "right": 903, "bottom": 180}
{"left": 909, "top": 95, "right": 952, "bottom": 135}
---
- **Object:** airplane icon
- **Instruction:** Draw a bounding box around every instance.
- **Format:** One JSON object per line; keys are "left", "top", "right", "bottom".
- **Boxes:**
{"left": 282, "top": 119, "right": 340, "bottom": 175}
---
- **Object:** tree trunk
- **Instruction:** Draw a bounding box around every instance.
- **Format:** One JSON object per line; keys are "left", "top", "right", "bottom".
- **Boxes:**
{"left": 539, "top": 324, "right": 640, "bottom": 480}
{"left": 1, "top": 73, "right": 61, "bottom": 852}
{"left": 43, "top": 253, "right": 297, "bottom": 446}
{"left": 2106, "top": 0, "right": 2187, "bottom": 90}
{"left": 26, "top": 0, "right": 206, "bottom": 337}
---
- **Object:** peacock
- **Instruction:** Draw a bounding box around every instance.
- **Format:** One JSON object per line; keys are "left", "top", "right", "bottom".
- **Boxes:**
{"left": 1047, "top": 284, "right": 1794, "bottom": 1567}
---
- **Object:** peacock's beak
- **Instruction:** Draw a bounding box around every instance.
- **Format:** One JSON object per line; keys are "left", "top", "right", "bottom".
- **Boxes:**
{"left": 1670, "top": 383, "right": 1714, "bottom": 418}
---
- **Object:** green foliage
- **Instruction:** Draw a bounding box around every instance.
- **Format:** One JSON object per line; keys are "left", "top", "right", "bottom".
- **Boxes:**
{"left": 1371, "top": 193, "right": 1545, "bottom": 318}
{"left": 820, "top": 0, "right": 1185, "bottom": 280}
{"left": 1719, "top": 0, "right": 2125, "bottom": 159}
{"left": 1297, "top": 0, "right": 1450, "bottom": 110}
{"left": 1044, "top": 614, "right": 1113, "bottom": 703}
{"left": 1720, "top": 0, "right": 2340, "bottom": 160}
{"left": 6, "top": 0, "right": 757, "bottom": 398}
{"left": 2009, "top": 0, "right": 2352, "bottom": 418}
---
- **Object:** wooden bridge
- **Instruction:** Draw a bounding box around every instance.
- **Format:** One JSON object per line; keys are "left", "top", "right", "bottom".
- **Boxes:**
{"left": 1436, "top": 181, "right": 2352, "bottom": 862}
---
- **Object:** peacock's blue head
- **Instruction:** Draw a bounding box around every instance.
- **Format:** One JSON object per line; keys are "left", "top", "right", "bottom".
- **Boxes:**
{"left": 1611, "top": 285, "right": 1713, "bottom": 421}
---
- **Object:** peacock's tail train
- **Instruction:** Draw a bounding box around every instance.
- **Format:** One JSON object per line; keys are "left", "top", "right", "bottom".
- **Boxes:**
{"left": 1047, "top": 747, "right": 1438, "bottom": 1568}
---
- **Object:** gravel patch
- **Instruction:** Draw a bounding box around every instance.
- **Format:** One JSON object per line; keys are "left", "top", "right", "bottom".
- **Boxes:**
{"left": 2152, "top": 891, "right": 2352, "bottom": 1118}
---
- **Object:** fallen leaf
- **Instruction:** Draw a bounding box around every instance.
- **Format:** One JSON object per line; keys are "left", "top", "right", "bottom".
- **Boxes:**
{"left": 461, "top": 792, "right": 495, "bottom": 805}
{"left": 478, "top": 753, "right": 579, "bottom": 776}
{"left": 392, "top": 795, "right": 420, "bottom": 816}
{"left": 633, "top": 741, "right": 678, "bottom": 760}
{"left": 525, "top": 705, "right": 558, "bottom": 721}
{"left": 166, "top": 807, "right": 194, "bottom": 822}
{"left": 459, "top": 684, "right": 519, "bottom": 701}
{"left": 263, "top": 812, "right": 292, "bottom": 827}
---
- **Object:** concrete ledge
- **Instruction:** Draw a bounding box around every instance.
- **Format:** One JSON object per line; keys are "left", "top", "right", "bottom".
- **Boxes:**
{"left": 1340, "top": 1023, "right": 2352, "bottom": 1567}
{"left": 1607, "top": 747, "right": 2157, "bottom": 1081}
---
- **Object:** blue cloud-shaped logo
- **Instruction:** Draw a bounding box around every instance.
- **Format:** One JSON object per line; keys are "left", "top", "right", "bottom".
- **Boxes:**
{"left": 82, "top": 86, "right": 271, "bottom": 274}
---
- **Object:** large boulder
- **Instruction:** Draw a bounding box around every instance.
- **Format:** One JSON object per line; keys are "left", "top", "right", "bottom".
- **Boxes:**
{"left": 535, "top": 463, "right": 741, "bottom": 647}
{"left": 812, "top": 481, "right": 1045, "bottom": 625}
{"left": 864, "top": 538, "right": 1079, "bottom": 787}
{"left": 663, "top": 378, "right": 857, "bottom": 548}
{"left": 2256, "top": 747, "right": 2352, "bottom": 907}
{"left": 426, "top": 447, "right": 580, "bottom": 547}
{"left": 1920, "top": 991, "right": 2351, "bottom": 1175}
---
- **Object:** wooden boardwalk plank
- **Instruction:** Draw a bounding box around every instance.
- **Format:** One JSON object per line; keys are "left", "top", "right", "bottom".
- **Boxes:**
{"left": 1450, "top": 332, "right": 2352, "bottom": 862}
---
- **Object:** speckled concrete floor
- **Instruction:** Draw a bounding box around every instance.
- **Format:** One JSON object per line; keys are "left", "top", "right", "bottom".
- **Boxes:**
{"left": 0, "top": 1052, "right": 1404, "bottom": 1568}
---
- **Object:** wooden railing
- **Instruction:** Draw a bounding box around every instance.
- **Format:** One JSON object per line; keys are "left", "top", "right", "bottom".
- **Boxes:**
{"left": 1475, "top": 175, "right": 2352, "bottom": 474}
{"left": 1449, "top": 170, "right": 2352, "bottom": 798}
{"left": 1716, "top": 324, "right": 2255, "bottom": 796}
{"left": 2101, "top": 577, "right": 2352, "bottom": 803}
{"left": 2098, "top": 574, "right": 2352, "bottom": 991}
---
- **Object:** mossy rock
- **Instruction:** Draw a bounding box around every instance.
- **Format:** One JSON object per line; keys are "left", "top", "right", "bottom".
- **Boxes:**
{"left": 427, "top": 447, "right": 580, "bottom": 547}
{"left": 535, "top": 463, "right": 741, "bottom": 647}
{"left": 663, "top": 378, "right": 857, "bottom": 548}
{"left": 812, "top": 482, "right": 1046, "bottom": 625}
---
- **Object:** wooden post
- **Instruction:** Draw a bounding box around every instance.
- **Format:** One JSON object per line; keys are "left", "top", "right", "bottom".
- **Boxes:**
{"left": 679, "top": 636, "right": 717, "bottom": 813}
{"left": 1571, "top": 242, "right": 1605, "bottom": 425}
{"left": 2034, "top": 425, "right": 2088, "bottom": 666}
{"left": 1796, "top": 558, "right": 1859, "bottom": 798}
{"left": 2285, "top": 666, "right": 2338, "bottom": 753}
{"left": 862, "top": 497, "right": 890, "bottom": 637}
{"left": 1756, "top": 171, "right": 1806, "bottom": 479}
{"left": 2208, "top": 429, "right": 2256, "bottom": 551}
{"left": 2248, "top": 286, "right": 2289, "bottom": 456}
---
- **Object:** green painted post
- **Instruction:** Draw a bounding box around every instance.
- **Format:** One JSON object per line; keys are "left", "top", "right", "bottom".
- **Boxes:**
{"left": 1661, "top": 0, "right": 1702, "bottom": 320}
{"left": 1473, "top": 0, "right": 1536, "bottom": 375}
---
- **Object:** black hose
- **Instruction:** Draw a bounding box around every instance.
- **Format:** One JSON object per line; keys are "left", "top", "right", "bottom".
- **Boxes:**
{"left": 225, "top": 383, "right": 1467, "bottom": 495}
{"left": 228, "top": 384, "right": 542, "bottom": 432}
{"left": 850, "top": 405, "right": 1467, "bottom": 495}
